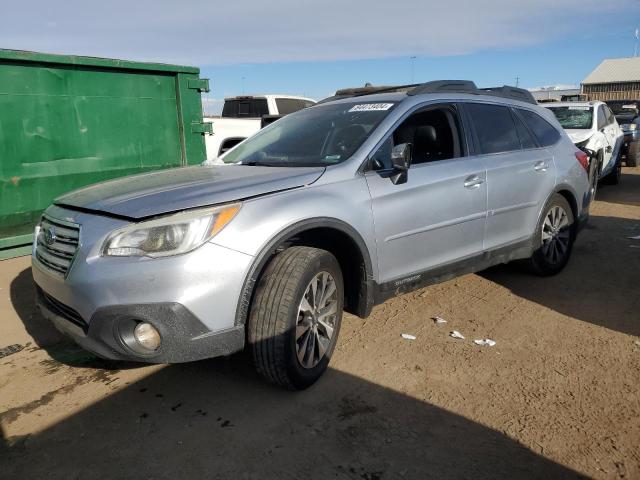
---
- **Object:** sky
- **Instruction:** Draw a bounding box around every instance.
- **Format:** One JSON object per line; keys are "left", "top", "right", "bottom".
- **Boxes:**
{"left": 2, "top": 0, "right": 639, "bottom": 113}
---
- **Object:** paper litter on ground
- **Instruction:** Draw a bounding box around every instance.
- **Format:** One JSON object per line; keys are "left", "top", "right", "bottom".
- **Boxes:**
{"left": 450, "top": 330, "right": 465, "bottom": 340}
{"left": 432, "top": 316, "right": 447, "bottom": 325}
{"left": 401, "top": 333, "right": 416, "bottom": 340}
{"left": 474, "top": 339, "right": 496, "bottom": 346}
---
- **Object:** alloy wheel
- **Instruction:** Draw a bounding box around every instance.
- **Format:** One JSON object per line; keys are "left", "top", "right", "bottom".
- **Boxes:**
{"left": 295, "top": 271, "right": 338, "bottom": 369}
{"left": 541, "top": 206, "right": 571, "bottom": 265}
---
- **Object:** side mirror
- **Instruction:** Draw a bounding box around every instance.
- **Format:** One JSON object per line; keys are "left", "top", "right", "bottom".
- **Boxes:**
{"left": 390, "top": 143, "right": 411, "bottom": 184}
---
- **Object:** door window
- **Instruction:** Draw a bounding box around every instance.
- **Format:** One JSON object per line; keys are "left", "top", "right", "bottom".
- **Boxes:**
{"left": 518, "top": 109, "right": 561, "bottom": 147}
{"left": 511, "top": 109, "right": 538, "bottom": 149}
{"left": 466, "top": 103, "right": 521, "bottom": 154}
{"left": 370, "top": 106, "right": 463, "bottom": 169}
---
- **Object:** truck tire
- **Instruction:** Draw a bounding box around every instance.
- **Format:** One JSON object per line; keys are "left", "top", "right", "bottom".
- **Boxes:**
{"left": 526, "top": 194, "right": 575, "bottom": 276}
{"left": 248, "top": 246, "right": 344, "bottom": 390}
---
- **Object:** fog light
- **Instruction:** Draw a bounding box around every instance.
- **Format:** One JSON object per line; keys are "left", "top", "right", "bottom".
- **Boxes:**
{"left": 133, "top": 322, "right": 161, "bottom": 351}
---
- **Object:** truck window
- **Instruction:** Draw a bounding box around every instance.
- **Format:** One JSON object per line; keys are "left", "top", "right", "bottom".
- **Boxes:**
{"left": 222, "top": 98, "right": 269, "bottom": 118}
{"left": 276, "top": 98, "right": 308, "bottom": 115}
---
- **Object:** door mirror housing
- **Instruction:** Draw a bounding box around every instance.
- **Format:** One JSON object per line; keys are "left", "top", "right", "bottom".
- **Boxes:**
{"left": 390, "top": 143, "right": 412, "bottom": 184}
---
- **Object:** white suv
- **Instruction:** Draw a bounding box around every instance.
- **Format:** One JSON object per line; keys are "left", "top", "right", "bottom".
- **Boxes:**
{"left": 545, "top": 101, "right": 624, "bottom": 194}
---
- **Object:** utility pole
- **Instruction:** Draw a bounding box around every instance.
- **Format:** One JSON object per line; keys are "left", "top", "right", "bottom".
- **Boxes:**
{"left": 410, "top": 56, "right": 417, "bottom": 84}
{"left": 635, "top": 28, "right": 639, "bottom": 57}
{"left": 515, "top": 76, "right": 520, "bottom": 88}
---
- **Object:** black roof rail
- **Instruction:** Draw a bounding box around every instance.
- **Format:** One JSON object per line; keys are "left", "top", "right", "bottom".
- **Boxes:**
{"left": 317, "top": 83, "right": 421, "bottom": 104}
{"left": 407, "top": 80, "right": 478, "bottom": 96}
{"left": 479, "top": 86, "right": 537, "bottom": 105}
{"left": 318, "top": 80, "right": 538, "bottom": 105}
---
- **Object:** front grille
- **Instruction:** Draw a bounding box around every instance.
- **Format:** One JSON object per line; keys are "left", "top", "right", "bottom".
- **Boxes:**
{"left": 38, "top": 288, "right": 87, "bottom": 332}
{"left": 35, "top": 214, "right": 80, "bottom": 277}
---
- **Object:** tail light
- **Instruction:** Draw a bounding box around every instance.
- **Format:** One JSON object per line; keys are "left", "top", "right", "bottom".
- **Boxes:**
{"left": 574, "top": 150, "right": 589, "bottom": 172}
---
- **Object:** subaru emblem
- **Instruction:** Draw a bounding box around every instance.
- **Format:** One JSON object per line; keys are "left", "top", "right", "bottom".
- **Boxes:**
{"left": 44, "top": 226, "right": 57, "bottom": 246}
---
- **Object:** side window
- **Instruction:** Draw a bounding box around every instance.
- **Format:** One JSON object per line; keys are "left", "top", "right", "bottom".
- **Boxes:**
{"left": 511, "top": 109, "right": 537, "bottom": 149}
{"left": 604, "top": 106, "right": 615, "bottom": 125}
{"left": 276, "top": 98, "right": 304, "bottom": 115}
{"left": 370, "top": 106, "right": 462, "bottom": 169}
{"left": 597, "top": 106, "right": 607, "bottom": 130}
{"left": 466, "top": 103, "right": 520, "bottom": 154}
{"left": 518, "top": 109, "right": 561, "bottom": 147}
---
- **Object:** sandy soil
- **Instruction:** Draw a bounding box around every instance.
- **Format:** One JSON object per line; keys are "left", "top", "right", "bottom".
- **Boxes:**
{"left": 1, "top": 168, "right": 639, "bottom": 479}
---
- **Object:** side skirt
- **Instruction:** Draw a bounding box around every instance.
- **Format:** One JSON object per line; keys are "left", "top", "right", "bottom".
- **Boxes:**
{"left": 372, "top": 239, "right": 533, "bottom": 304}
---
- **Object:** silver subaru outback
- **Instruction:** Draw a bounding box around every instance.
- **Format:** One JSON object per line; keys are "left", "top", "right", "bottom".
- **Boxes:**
{"left": 33, "top": 80, "right": 591, "bottom": 389}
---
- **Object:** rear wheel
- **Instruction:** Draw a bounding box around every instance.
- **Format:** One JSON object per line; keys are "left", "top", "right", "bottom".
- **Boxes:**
{"left": 247, "top": 246, "right": 343, "bottom": 390}
{"left": 602, "top": 152, "right": 621, "bottom": 185}
{"left": 526, "top": 194, "right": 575, "bottom": 276}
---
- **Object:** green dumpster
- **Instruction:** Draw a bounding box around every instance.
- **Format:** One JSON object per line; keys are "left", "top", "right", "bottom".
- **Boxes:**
{"left": 0, "top": 49, "right": 211, "bottom": 259}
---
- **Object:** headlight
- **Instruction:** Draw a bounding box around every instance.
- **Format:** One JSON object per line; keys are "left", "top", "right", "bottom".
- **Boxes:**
{"left": 629, "top": 124, "right": 637, "bottom": 131}
{"left": 102, "top": 203, "right": 241, "bottom": 257}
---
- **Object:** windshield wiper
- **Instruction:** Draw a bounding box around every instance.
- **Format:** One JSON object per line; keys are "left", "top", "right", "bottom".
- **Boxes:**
{"left": 242, "top": 160, "right": 279, "bottom": 167}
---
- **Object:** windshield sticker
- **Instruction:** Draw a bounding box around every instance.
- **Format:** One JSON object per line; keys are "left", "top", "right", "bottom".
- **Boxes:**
{"left": 324, "top": 155, "right": 341, "bottom": 162}
{"left": 568, "top": 106, "right": 590, "bottom": 111}
{"left": 349, "top": 103, "right": 394, "bottom": 112}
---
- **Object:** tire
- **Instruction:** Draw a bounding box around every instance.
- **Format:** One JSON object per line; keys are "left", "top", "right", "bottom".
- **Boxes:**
{"left": 247, "top": 246, "right": 344, "bottom": 390}
{"left": 587, "top": 151, "right": 600, "bottom": 200}
{"left": 526, "top": 194, "right": 575, "bottom": 276}
{"left": 602, "top": 151, "right": 621, "bottom": 185}
{"left": 626, "top": 142, "right": 639, "bottom": 167}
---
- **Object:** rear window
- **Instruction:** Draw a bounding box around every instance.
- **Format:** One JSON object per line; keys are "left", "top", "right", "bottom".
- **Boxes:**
{"left": 466, "top": 103, "right": 520, "bottom": 154}
{"left": 222, "top": 98, "right": 269, "bottom": 118}
{"left": 518, "top": 109, "right": 561, "bottom": 147}
{"left": 275, "top": 98, "right": 313, "bottom": 115}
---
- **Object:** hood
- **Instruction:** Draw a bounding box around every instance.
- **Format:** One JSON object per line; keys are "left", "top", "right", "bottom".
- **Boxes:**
{"left": 565, "top": 130, "right": 593, "bottom": 144}
{"left": 55, "top": 165, "right": 325, "bottom": 219}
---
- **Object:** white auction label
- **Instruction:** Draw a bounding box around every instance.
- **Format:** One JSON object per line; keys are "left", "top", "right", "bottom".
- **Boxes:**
{"left": 348, "top": 103, "right": 394, "bottom": 112}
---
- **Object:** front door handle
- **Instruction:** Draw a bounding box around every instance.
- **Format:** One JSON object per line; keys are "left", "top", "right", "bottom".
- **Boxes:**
{"left": 464, "top": 175, "right": 484, "bottom": 188}
{"left": 534, "top": 161, "right": 549, "bottom": 172}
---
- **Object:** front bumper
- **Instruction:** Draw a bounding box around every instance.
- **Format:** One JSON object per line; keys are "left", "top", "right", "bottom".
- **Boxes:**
{"left": 32, "top": 205, "right": 254, "bottom": 363}
{"left": 36, "top": 287, "right": 244, "bottom": 362}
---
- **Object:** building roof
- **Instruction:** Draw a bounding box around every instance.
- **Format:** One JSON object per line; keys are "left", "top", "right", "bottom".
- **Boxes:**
{"left": 582, "top": 57, "right": 640, "bottom": 85}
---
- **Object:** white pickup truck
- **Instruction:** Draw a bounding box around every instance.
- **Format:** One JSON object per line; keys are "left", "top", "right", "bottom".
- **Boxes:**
{"left": 204, "top": 95, "right": 315, "bottom": 162}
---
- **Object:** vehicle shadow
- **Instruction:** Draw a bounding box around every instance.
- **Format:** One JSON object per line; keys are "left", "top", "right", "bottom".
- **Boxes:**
{"left": 596, "top": 170, "right": 640, "bottom": 207}
{"left": 482, "top": 213, "right": 640, "bottom": 337}
{"left": 9, "top": 267, "right": 137, "bottom": 370}
{"left": 0, "top": 350, "right": 582, "bottom": 479}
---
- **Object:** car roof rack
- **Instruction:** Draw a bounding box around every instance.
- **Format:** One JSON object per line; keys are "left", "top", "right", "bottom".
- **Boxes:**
{"left": 316, "top": 83, "right": 420, "bottom": 104}
{"left": 408, "top": 80, "right": 537, "bottom": 105}
{"left": 318, "top": 80, "right": 537, "bottom": 105}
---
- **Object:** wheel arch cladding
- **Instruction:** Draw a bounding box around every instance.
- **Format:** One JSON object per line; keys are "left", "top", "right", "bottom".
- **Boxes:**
{"left": 234, "top": 218, "right": 375, "bottom": 327}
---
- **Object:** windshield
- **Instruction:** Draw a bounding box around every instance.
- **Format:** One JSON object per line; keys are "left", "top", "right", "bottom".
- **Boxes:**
{"left": 223, "top": 101, "right": 397, "bottom": 167}
{"left": 547, "top": 106, "right": 593, "bottom": 129}
{"left": 607, "top": 101, "right": 639, "bottom": 115}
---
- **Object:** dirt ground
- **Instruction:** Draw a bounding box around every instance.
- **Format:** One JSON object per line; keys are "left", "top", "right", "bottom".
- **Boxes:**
{"left": 1, "top": 168, "right": 639, "bottom": 479}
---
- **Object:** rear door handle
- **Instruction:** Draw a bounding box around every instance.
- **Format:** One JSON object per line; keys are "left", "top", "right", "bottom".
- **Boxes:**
{"left": 534, "top": 161, "right": 549, "bottom": 172}
{"left": 464, "top": 175, "right": 484, "bottom": 188}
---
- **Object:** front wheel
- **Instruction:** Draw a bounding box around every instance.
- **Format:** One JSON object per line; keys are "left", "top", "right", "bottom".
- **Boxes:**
{"left": 526, "top": 194, "right": 575, "bottom": 276}
{"left": 247, "top": 246, "right": 344, "bottom": 390}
